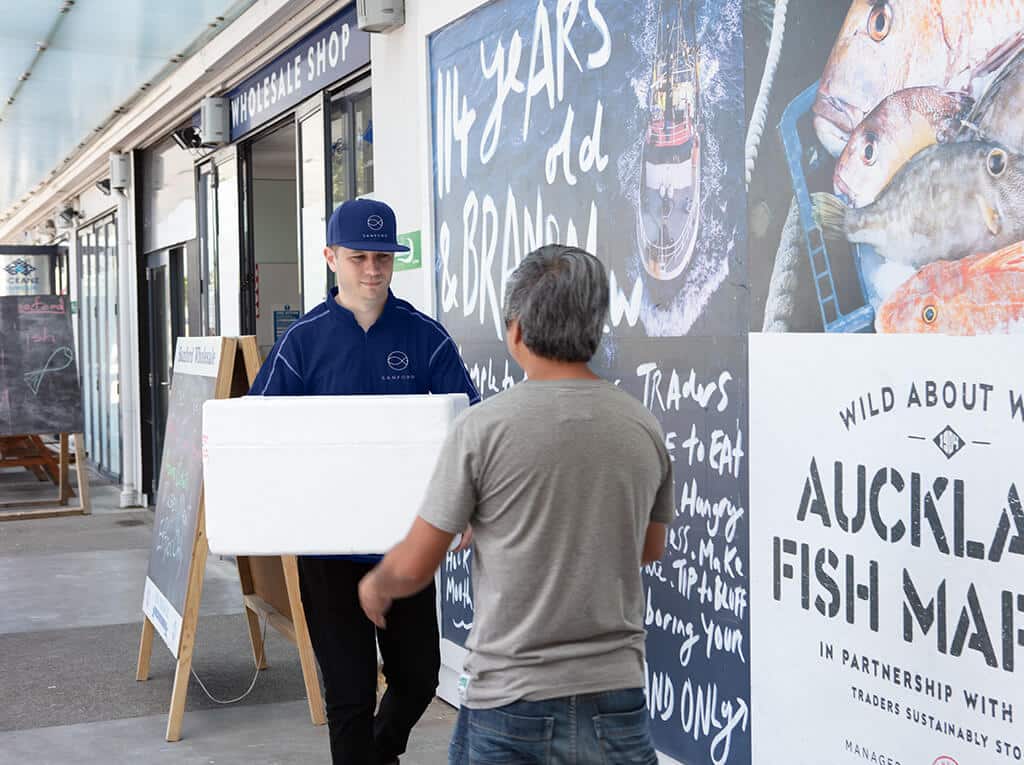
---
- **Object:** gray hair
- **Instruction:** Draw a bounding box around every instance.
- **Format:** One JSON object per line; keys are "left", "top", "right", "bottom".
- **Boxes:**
{"left": 502, "top": 245, "right": 609, "bottom": 362}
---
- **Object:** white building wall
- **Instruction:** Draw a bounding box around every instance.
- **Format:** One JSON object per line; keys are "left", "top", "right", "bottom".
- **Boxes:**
{"left": 370, "top": 2, "right": 481, "bottom": 313}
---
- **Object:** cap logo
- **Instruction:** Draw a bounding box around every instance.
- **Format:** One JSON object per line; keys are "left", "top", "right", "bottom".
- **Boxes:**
{"left": 367, "top": 215, "right": 384, "bottom": 231}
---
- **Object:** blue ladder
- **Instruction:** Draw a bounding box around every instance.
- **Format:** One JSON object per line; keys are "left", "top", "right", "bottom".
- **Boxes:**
{"left": 778, "top": 80, "right": 875, "bottom": 333}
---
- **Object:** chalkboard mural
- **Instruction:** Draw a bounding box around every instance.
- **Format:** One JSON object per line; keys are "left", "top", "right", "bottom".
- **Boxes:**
{"left": 429, "top": 1, "right": 749, "bottom": 762}
{"left": 143, "top": 337, "right": 224, "bottom": 656}
{"left": 610, "top": 338, "right": 749, "bottom": 765}
{"left": 0, "top": 295, "right": 83, "bottom": 437}
{"left": 431, "top": 0, "right": 746, "bottom": 341}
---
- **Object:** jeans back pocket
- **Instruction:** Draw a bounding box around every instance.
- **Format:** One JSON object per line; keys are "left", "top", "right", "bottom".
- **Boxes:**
{"left": 468, "top": 707, "right": 555, "bottom": 765}
{"left": 593, "top": 706, "right": 658, "bottom": 765}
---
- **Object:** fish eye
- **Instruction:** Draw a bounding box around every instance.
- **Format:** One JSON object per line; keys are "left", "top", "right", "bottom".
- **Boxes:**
{"left": 867, "top": 2, "right": 893, "bottom": 42}
{"left": 921, "top": 305, "right": 938, "bottom": 324}
{"left": 987, "top": 148, "right": 1007, "bottom": 177}
{"left": 863, "top": 133, "right": 877, "bottom": 165}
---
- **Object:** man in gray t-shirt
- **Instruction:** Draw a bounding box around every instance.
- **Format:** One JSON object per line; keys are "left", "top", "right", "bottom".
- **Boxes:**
{"left": 359, "top": 244, "right": 673, "bottom": 764}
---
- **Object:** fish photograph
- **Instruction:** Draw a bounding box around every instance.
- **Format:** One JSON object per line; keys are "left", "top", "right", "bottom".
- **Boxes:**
{"left": 746, "top": 0, "right": 1024, "bottom": 335}
{"left": 876, "top": 239, "right": 1024, "bottom": 334}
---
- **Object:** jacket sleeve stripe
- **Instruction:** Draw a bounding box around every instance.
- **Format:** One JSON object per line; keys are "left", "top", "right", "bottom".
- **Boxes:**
{"left": 393, "top": 305, "right": 479, "bottom": 401}
{"left": 257, "top": 308, "right": 328, "bottom": 394}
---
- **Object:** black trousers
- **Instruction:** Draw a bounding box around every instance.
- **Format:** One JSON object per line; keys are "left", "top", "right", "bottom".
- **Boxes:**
{"left": 298, "top": 556, "right": 440, "bottom": 764}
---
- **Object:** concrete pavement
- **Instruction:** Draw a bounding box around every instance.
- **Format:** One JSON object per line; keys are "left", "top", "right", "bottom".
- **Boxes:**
{"left": 0, "top": 465, "right": 455, "bottom": 764}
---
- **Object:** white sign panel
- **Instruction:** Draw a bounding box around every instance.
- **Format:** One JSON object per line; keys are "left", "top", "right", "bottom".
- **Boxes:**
{"left": 142, "top": 576, "right": 182, "bottom": 656}
{"left": 173, "top": 336, "right": 223, "bottom": 378}
{"left": 1, "top": 255, "right": 51, "bottom": 296}
{"left": 750, "top": 334, "right": 1023, "bottom": 765}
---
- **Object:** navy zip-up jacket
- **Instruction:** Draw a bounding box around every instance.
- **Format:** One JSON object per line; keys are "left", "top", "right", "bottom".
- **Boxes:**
{"left": 251, "top": 287, "right": 480, "bottom": 402}
{"left": 249, "top": 287, "right": 480, "bottom": 560}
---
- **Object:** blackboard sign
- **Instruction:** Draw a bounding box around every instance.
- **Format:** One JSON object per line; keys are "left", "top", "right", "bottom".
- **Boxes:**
{"left": 143, "top": 337, "right": 228, "bottom": 656}
{"left": 0, "top": 295, "right": 83, "bottom": 437}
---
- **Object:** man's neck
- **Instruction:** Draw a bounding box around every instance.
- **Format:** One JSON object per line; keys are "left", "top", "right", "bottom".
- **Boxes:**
{"left": 520, "top": 358, "right": 600, "bottom": 381}
{"left": 335, "top": 290, "right": 386, "bottom": 332}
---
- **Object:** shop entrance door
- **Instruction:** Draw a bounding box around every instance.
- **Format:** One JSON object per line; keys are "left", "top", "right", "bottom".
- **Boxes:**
{"left": 242, "top": 122, "right": 301, "bottom": 358}
{"left": 143, "top": 248, "right": 185, "bottom": 497}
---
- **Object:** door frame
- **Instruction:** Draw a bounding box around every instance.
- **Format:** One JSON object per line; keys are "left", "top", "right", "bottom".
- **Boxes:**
{"left": 143, "top": 247, "right": 186, "bottom": 497}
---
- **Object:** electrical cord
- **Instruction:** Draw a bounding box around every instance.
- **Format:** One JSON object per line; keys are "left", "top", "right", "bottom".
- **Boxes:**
{"left": 189, "top": 611, "right": 270, "bottom": 705}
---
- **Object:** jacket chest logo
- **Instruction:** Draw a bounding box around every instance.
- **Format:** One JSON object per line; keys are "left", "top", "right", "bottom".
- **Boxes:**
{"left": 387, "top": 351, "right": 410, "bottom": 371}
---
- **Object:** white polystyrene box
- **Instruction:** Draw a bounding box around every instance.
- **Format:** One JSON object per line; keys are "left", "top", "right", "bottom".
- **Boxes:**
{"left": 202, "top": 394, "right": 468, "bottom": 555}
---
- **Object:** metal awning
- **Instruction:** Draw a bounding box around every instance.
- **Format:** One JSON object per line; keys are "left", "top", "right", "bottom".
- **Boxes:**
{"left": 0, "top": 0, "right": 258, "bottom": 216}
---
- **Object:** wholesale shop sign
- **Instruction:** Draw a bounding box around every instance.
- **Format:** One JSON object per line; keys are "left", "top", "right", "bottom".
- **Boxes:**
{"left": 226, "top": 4, "right": 369, "bottom": 141}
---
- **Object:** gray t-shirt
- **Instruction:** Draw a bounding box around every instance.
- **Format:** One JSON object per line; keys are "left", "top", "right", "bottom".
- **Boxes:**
{"left": 418, "top": 378, "right": 675, "bottom": 708}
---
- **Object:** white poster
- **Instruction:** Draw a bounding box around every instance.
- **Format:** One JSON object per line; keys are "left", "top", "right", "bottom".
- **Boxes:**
{"left": 172, "top": 336, "right": 223, "bottom": 378}
{"left": 142, "top": 576, "right": 182, "bottom": 657}
{"left": 750, "top": 334, "right": 1023, "bottom": 765}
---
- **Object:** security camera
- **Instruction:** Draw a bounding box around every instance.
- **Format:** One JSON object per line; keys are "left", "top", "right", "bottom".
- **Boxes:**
{"left": 172, "top": 126, "right": 203, "bottom": 150}
{"left": 58, "top": 207, "right": 82, "bottom": 226}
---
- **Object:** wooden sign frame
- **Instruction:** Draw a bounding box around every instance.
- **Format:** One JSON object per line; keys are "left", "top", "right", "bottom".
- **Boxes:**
{"left": 136, "top": 336, "right": 239, "bottom": 742}
{"left": 234, "top": 337, "right": 326, "bottom": 727}
{"left": 0, "top": 432, "right": 91, "bottom": 520}
{"left": 136, "top": 336, "right": 324, "bottom": 742}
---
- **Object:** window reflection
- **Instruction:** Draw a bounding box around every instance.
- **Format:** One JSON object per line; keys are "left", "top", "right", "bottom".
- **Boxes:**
{"left": 329, "top": 81, "right": 373, "bottom": 208}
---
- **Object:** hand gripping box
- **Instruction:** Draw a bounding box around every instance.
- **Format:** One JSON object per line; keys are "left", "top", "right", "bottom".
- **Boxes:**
{"left": 201, "top": 394, "right": 469, "bottom": 555}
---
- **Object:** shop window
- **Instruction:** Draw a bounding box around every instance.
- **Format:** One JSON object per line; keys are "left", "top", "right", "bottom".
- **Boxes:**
{"left": 197, "top": 163, "right": 220, "bottom": 335}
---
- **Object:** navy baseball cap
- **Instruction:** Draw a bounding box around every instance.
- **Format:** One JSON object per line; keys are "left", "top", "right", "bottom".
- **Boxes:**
{"left": 326, "top": 198, "right": 410, "bottom": 252}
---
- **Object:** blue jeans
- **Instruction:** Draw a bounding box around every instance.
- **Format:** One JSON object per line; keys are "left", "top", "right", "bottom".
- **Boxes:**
{"left": 448, "top": 688, "right": 658, "bottom": 765}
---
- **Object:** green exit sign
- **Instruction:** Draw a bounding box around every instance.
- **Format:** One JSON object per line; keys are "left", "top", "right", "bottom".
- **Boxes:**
{"left": 395, "top": 230, "right": 422, "bottom": 272}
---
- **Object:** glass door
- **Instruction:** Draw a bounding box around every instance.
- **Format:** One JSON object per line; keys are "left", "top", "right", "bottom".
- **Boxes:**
{"left": 214, "top": 148, "right": 241, "bottom": 337}
{"left": 329, "top": 77, "right": 374, "bottom": 209}
{"left": 298, "top": 98, "right": 327, "bottom": 313}
{"left": 326, "top": 78, "right": 374, "bottom": 297}
{"left": 144, "top": 248, "right": 186, "bottom": 497}
{"left": 75, "top": 214, "right": 121, "bottom": 480}
{"left": 79, "top": 227, "right": 96, "bottom": 465}
{"left": 104, "top": 219, "right": 120, "bottom": 478}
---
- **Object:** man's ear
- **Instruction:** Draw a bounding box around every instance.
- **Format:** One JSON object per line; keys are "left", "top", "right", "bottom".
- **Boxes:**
{"left": 324, "top": 246, "right": 337, "bottom": 273}
{"left": 506, "top": 318, "right": 523, "bottom": 348}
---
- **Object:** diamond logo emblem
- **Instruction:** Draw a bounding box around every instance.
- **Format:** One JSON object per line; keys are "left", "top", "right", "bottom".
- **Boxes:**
{"left": 4, "top": 258, "right": 36, "bottom": 276}
{"left": 933, "top": 426, "right": 965, "bottom": 460}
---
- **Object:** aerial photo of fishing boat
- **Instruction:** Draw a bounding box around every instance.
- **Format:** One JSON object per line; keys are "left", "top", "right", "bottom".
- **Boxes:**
{"left": 637, "top": 0, "right": 700, "bottom": 282}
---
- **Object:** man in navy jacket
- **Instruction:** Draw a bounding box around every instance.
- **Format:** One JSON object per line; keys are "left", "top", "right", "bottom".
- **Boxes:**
{"left": 250, "top": 198, "right": 479, "bottom": 764}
